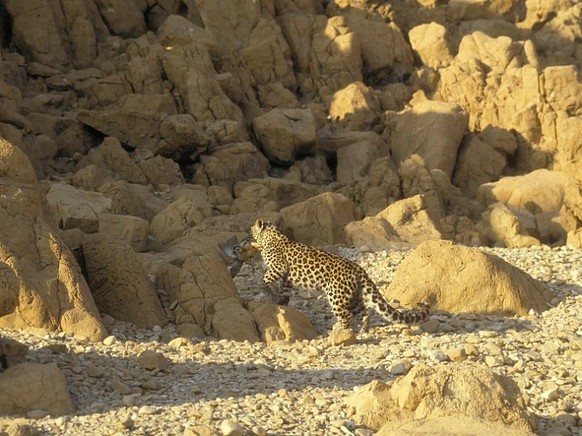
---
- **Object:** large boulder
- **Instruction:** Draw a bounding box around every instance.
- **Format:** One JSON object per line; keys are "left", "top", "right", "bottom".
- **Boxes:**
{"left": 0, "top": 363, "right": 74, "bottom": 416}
{"left": 383, "top": 240, "right": 553, "bottom": 316}
{"left": 346, "top": 363, "right": 533, "bottom": 433}
{"left": 408, "top": 22, "right": 453, "bottom": 69}
{"left": 329, "top": 81, "right": 381, "bottom": 131}
{"left": 389, "top": 100, "right": 468, "bottom": 177}
{"left": 252, "top": 108, "right": 317, "bottom": 165}
{"left": 247, "top": 301, "right": 320, "bottom": 344}
{"left": 82, "top": 235, "right": 168, "bottom": 329}
{"left": 0, "top": 138, "right": 107, "bottom": 341}
{"left": 279, "top": 192, "right": 359, "bottom": 245}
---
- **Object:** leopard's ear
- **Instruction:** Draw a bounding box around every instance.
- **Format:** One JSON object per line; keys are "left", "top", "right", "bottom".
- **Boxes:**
{"left": 255, "top": 219, "right": 264, "bottom": 229}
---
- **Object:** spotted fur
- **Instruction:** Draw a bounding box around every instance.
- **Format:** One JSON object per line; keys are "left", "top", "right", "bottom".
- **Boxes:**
{"left": 249, "top": 219, "right": 430, "bottom": 332}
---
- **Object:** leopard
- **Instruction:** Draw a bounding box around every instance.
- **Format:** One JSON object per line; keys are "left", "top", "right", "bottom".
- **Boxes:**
{"left": 246, "top": 219, "right": 430, "bottom": 333}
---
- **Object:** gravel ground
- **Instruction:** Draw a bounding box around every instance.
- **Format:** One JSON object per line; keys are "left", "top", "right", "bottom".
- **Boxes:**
{"left": 1, "top": 245, "right": 581, "bottom": 435}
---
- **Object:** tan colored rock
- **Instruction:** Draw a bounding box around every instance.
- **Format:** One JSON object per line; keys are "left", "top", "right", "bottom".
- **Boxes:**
{"left": 252, "top": 108, "right": 316, "bottom": 165}
{"left": 453, "top": 134, "right": 507, "bottom": 196}
{"left": 408, "top": 22, "right": 453, "bottom": 69}
{"left": 138, "top": 154, "right": 185, "bottom": 186}
{"left": 389, "top": 100, "right": 468, "bottom": 177}
{"left": 384, "top": 240, "right": 553, "bottom": 316}
{"left": 346, "top": 363, "right": 533, "bottom": 432}
{"left": 567, "top": 228, "right": 582, "bottom": 249}
{"left": 137, "top": 350, "right": 171, "bottom": 371}
{"left": 345, "top": 217, "right": 399, "bottom": 251}
{"left": 557, "top": 116, "right": 582, "bottom": 226}
{"left": 329, "top": 81, "right": 381, "bottom": 131}
{"left": 98, "top": 213, "right": 150, "bottom": 252}
{"left": 193, "top": 142, "right": 270, "bottom": 190}
{"left": 328, "top": 2, "right": 414, "bottom": 77}
{"left": 232, "top": 178, "right": 320, "bottom": 215}
{"left": 150, "top": 197, "right": 213, "bottom": 245}
{"left": 354, "top": 156, "right": 401, "bottom": 216}
{"left": 46, "top": 182, "right": 112, "bottom": 233}
{"left": 336, "top": 137, "right": 381, "bottom": 184}
{"left": 99, "top": 181, "right": 168, "bottom": 223}
{"left": 85, "top": 137, "right": 146, "bottom": 185}
{"left": 477, "top": 170, "right": 565, "bottom": 214}
{"left": 94, "top": 0, "right": 145, "bottom": 37}
{"left": 69, "top": 17, "right": 97, "bottom": 69}
{"left": 285, "top": 155, "right": 333, "bottom": 186}
{"left": 376, "top": 194, "right": 445, "bottom": 244}
{"left": 247, "top": 302, "right": 320, "bottom": 344}
{"left": 82, "top": 235, "right": 168, "bottom": 329}
{"left": 448, "top": 0, "right": 514, "bottom": 19}
{"left": 3, "top": 1, "right": 68, "bottom": 68}
{"left": 0, "top": 139, "right": 106, "bottom": 341}
{"left": 0, "top": 363, "right": 74, "bottom": 416}
{"left": 280, "top": 192, "right": 358, "bottom": 245}
{"left": 211, "top": 298, "right": 260, "bottom": 343}
{"left": 0, "top": 338, "right": 28, "bottom": 369}
{"left": 483, "top": 203, "right": 541, "bottom": 248}
{"left": 328, "top": 325, "right": 357, "bottom": 347}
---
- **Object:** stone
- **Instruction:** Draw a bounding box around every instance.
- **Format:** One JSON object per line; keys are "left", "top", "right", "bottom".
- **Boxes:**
{"left": 150, "top": 197, "right": 212, "bottom": 245}
{"left": 384, "top": 240, "right": 553, "bottom": 316}
{"left": 376, "top": 194, "right": 445, "bottom": 244}
{"left": 0, "top": 338, "right": 28, "bottom": 369}
{"left": 46, "top": 182, "right": 112, "bottom": 233}
{"left": 252, "top": 108, "right": 316, "bottom": 165}
{"left": 0, "top": 363, "right": 74, "bottom": 416}
{"left": 247, "top": 302, "right": 320, "bottom": 344}
{"left": 280, "top": 192, "right": 359, "bottom": 246}
{"left": 137, "top": 350, "right": 170, "bottom": 371}
{"left": 0, "top": 139, "right": 106, "bottom": 340}
{"left": 329, "top": 81, "right": 381, "bottom": 130}
{"left": 345, "top": 217, "right": 399, "bottom": 251}
{"left": 219, "top": 419, "right": 244, "bottom": 436}
{"left": 389, "top": 100, "right": 468, "bottom": 177}
{"left": 328, "top": 326, "right": 357, "bottom": 347}
{"left": 98, "top": 213, "right": 150, "bottom": 252}
{"left": 211, "top": 298, "right": 260, "bottom": 343}
{"left": 408, "top": 22, "right": 453, "bottom": 69}
{"left": 82, "top": 235, "right": 168, "bottom": 329}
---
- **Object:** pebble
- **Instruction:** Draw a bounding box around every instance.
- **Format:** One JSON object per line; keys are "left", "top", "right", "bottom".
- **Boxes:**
{"left": 1, "top": 245, "right": 580, "bottom": 435}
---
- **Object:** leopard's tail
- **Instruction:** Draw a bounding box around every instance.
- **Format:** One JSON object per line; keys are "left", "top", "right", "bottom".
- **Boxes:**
{"left": 365, "top": 285, "right": 430, "bottom": 324}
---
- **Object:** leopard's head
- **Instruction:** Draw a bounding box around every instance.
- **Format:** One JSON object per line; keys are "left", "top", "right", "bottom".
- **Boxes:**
{"left": 250, "top": 219, "right": 279, "bottom": 248}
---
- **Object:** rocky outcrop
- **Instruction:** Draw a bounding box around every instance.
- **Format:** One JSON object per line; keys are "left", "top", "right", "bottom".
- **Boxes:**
{"left": 0, "top": 139, "right": 107, "bottom": 341}
{"left": 346, "top": 363, "right": 534, "bottom": 432}
{"left": 0, "top": 363, "right": 74, "bottom": 416}
{"left": 383, "top": 240, "right": 553, "bottom": 316}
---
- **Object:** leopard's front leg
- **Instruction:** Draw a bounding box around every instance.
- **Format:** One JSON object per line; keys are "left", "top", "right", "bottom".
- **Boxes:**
{"left": 263, "top": 266, "right": 291, "bottom": 306}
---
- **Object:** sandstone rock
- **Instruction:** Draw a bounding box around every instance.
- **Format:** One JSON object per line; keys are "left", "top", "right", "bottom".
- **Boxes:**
{"left": 345, "top": 217, "right": 399, "bottom": 251}
{"left": 376, "top": 415, "right": 534, "bottom": 436}
{"left": 346, "top": 363, "right": 533, "bottom": 432}
{"left": 99, "top": 181, "right": 168, "bottom": 223}
{"left": 84, "top": 137, "right": 146, "bottom": 185}
{"left": 98, "top": 213, "right": 150, "bottom": 253}
{"left": 211, "top": 298, "right": 260, "bottom": 343}
{"left": 376, "top": 194, "right": 445, "bottom": 244}
{"left": 280, "top": 192, "right": 358, "bottom": 245}
{"left": 252, "top": 108, "right": 316, "bottom": 165}
{"left": 384, "top": 240, "right": 553, "bottom": 316}
{"left": 329, "top": 81, "right": 381, "bottom": 130}
{"left": 0, "top": 363, "right": 74, "bottom": 416}
{"left": 137, "top": 350, "right": 170, "bottom": 371}
{"left": 3, "top": 1, "right": 68, "bottom": 68}
{"left": 150, "top": 197, "right": 212, "bottom": 245}
{"left": 141, "top": 239, "right": 261, "bottom": 341}
{"left": 557, "top": 116, "right": 582, "bottom": 226}
{"left": 247, "top": 302, "right": 320, "bottom": 344}
{"left": 46, "top": 182, "right": 112, "bottom": 233}
{"left": 94, "top": 0, "right": 145, "bottom": 37}
{"left": 389, "top": 100, "right": 468, "bottom": 177}
{"left": 336, "top": 136, "right": 381, "bottom": 184}
{"left": 0, "top": 139, "right": 106, "bottom": 341}
{"left": 482, "top": 202, "right": 541, "bottom": 248}
{"left": 193, "top": 142, "right": 270, "bottom": 191}
{"left": 0, "top": 338, "right": 28, "bottom": 370}
{"left": 328, "top": 325, "right": 357, "bottom": 347}
{"left": 232, "top": 178, "right": 320, "bottom": 215}
{"left": 477, "top": 169, "right": 565, "bottom": 214}
{"left": 137, "top": 154, "right": 185, "bottom": 186}
{"left": 453, "top": 134, "right": 507, "bottom": 196}
{"left": 448, "top": 0, "right": 515, "bottom": 20}
{"left": 408, "top": 22, "right": 453, "bottom": 69}
{"left": 82, "top": 235, "right": 168, "bottom": 329}
{"left": 328, "top": 2, "right": 414, "bottom": 77}
{"left": 567, "top": 228, "right": 582, "bottom": 249}
{"left": 354, "top": 156, "right": 401, "bottom": 216}
{"left": 285, "top": 155, "right": 333, "bottom": 186}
